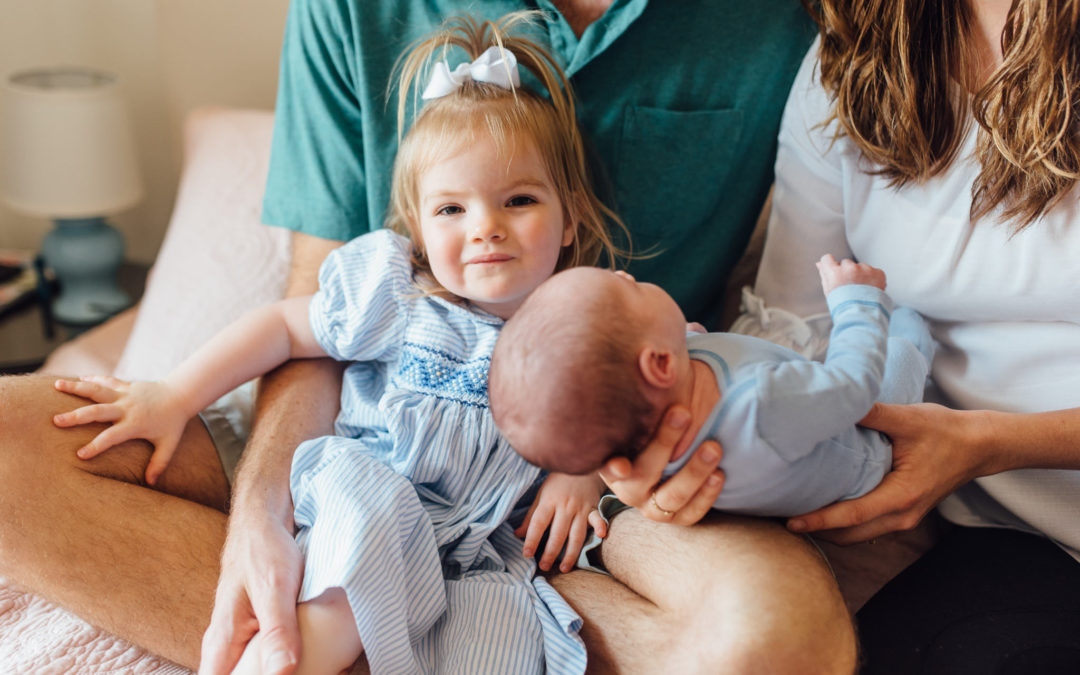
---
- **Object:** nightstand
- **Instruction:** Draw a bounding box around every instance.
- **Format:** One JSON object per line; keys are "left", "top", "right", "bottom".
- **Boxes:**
{"left": 0, "top": 262, "right": 148, "bottom": 375}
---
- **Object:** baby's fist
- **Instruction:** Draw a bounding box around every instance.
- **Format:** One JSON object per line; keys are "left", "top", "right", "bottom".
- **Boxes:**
{"left": 817, "top": 254, "right": 886, "bottom": 295}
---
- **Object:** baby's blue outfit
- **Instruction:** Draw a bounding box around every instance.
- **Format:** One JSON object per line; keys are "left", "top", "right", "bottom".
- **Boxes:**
{"left": 664, "top": 285, "right": 934, "bottom": 516}
{"left": 290, "top": 230, "right": 583, "bottom": 674}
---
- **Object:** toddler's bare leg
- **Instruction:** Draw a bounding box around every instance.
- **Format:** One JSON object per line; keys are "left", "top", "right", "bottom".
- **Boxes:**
{"left": 294, "top": 588, "right": 364, "bottom": 674}
{"left": 233, "top": 588, "right": 363, "bottom": 675}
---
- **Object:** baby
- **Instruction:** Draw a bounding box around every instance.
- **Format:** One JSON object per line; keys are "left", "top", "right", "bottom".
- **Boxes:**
{"left": 489, "top": 255, "right": 935, "bottom": 516}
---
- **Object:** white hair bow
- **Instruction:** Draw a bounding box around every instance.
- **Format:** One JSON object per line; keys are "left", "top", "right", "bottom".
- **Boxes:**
{"left": 421, "top": 46, "right": 521, "bottom": 100}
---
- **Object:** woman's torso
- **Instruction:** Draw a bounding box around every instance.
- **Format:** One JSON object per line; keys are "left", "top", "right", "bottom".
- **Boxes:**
{"left": 772, "top": 42, "right": 1080, "bottom": 556}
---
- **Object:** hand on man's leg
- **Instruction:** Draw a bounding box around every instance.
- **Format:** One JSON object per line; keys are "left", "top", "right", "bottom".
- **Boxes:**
{"left": 551, "top": 509, "right": 857, "bottom": 674}
{"left": 0, "top": 374, "right": 229, "bottom": 668}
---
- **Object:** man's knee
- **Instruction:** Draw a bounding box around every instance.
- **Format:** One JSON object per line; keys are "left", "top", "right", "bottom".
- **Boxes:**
{"left": 682, "top": 527, "right": 857, "bottom": 674}
{"left": 0, "top": 375, "right": 77, "bottom": 473}
{"left": 0, "top": 374, "right": 147, "bottom": 479}
{"left": 0, "top": 374, "right": 225, "bottom": 508}
{"left": 602, "top": 513, "right": 856, "bottom": 674}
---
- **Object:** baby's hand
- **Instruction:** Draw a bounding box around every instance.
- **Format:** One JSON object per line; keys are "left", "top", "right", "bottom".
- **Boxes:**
{"left": 817, "top": 254, "right": 886, "bottom": 295}
{"left": 515, "top": 472, "right": 607, "bottom": 573}
{"left": 52, "top": 375, "right": 189, "bottom": 485}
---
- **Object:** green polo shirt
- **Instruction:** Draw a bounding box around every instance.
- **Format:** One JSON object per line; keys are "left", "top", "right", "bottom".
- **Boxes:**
{"left": 263, "top": 0, "right": 814, "bottom": 324}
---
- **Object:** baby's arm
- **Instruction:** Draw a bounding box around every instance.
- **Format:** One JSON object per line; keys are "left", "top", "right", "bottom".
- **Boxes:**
{"left": 53, "top": 296, "right": 327, "bottom": 484}
{"left": 756, "top": 256, "right": 893, "bottom": 452}
{"left": 816, "top": 253, "right": 885, "bottom": 294}
{"left": 515, "top": 472, "right": 607, "bottom": 573}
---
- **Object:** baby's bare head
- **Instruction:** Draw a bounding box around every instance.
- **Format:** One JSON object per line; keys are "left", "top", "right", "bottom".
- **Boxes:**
{"left": 490, "top": 268, "right": 663, "bottom": 474}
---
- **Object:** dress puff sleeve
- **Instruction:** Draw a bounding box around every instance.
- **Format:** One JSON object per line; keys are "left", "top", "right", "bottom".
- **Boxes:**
{"left": 309, "top": 229, "right": 412, "bottom": 362}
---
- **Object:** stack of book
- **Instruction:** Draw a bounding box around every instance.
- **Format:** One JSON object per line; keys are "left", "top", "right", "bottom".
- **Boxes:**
{"left": 0, "top": 249, "right": 43, "bottom": 318}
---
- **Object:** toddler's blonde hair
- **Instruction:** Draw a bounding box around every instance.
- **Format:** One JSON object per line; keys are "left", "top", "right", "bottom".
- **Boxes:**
{"left": 385, "top": 12, "right": 628, "bottom": 296}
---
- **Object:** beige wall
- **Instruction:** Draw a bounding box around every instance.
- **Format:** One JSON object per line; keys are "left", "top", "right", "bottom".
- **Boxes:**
{"left": 0, "top": 0, "right": 288, "bottom": 263}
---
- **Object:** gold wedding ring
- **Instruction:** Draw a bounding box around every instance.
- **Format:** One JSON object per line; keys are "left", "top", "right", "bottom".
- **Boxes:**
{"left": 650, "top": 491, "right": 675, "bottom": 517}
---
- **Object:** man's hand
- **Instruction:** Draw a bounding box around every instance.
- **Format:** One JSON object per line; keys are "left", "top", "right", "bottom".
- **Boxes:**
{"left": 599, "top": 407, "right": 725, "bottom": 526}
{"left": 199, "top": 508, "right": 304, "bottom": 675}
{"left": 817, "top": 254, "right": 886, "bottom": 295}
{"left": 515, "top": 472, "right": 607, "bottom": 573}
{"left": 200, "top": 230, "right": 344, "bottom": 675}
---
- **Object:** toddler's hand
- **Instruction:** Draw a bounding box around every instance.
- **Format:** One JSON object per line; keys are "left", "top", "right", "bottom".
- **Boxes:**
{"left": 52, "top": 375, "right": 190, "bottom": 485}
{"left": 817, "top": 254, "right": 886, "bottom": 295}
{"left": 515, "top": 472, "right": 607, "bottom": 573}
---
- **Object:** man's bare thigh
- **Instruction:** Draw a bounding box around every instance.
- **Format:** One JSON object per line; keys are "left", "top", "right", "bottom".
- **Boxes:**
{"left": 549, "top": 509, "right": 855, "bottom": 673}
{"left": 1, "top": 373, "right": 229, "bottom": 511}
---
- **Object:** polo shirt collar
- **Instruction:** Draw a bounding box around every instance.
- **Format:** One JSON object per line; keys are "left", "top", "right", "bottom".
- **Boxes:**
{"left": 536, "top": 0, "right": 649, "bottom": 75}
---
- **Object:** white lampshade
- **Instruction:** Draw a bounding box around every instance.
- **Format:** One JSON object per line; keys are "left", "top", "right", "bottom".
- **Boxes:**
{"left": 0, "top": 67, "right": 143, "bottom": 218}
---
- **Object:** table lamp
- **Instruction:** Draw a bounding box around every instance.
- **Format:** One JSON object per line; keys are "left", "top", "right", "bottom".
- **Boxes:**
{"left": 0, "top": 66, "right": 143, "bottom": 325}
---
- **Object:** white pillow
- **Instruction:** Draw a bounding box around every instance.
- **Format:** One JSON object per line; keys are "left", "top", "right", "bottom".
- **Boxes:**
{"left": 114, "top": 107, "right": 291, "bottom": 380}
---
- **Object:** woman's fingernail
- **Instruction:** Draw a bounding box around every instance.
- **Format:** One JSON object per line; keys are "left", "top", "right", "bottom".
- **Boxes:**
{"left": 77, "top": 447, "right": 90, "bottom": 458}
{"left": 707, "top": 473, "right": 722, "bottom": 487}
{"left": 789, "top": 519, "right": 806, "bottom": 532}
{"left": 701, "top": 447, "right": 720, "bottom": 464}
{"left": 669, "top": 409, "right": 690, "bottom": 428}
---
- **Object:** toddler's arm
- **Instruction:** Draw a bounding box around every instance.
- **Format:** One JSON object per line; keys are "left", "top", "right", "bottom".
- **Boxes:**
{"left": 53, "top": 296, "right": 326, "bottom": 484}
{"left": 515, "top": 472, "right": 607, "bottom": 573}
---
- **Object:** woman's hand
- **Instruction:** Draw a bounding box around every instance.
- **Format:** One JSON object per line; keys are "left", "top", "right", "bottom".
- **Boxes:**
{"left": 787, "top": 402, "right": 988, "bottom": 544}
{"left": 52, "top": 375, "right": 190, "bottom": 485}
{"left": 516, "top": 472, "right": 607, "bottom": 573}
{"left": 599, "top": 407, "right": 725, "bottom": 526}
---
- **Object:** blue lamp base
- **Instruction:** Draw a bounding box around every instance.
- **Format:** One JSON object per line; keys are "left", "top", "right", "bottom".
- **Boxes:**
{"left": 41, "top": 217, "right": 131, "bottom": 325}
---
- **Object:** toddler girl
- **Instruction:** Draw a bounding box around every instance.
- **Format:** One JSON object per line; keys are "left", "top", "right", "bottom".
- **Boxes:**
{"left": 52, "top": 13, "right": 624, "bottom": 674}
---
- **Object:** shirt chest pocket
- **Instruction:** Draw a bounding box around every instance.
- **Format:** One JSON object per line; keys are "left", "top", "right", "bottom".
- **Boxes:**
{"left": 614, "top": 106, "right": 744, "bottom": 244}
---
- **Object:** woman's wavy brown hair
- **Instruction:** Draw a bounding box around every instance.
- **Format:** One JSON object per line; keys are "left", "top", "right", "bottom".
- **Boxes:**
{"left": 808, "top": 0, "right": 1080, "bottom": 228}
{"left": 385, "top": 12, "right": 629, "bottom": 297}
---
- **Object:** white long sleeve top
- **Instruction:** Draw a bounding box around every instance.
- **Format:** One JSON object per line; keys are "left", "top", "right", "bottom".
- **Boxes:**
{"left": 735, "top": 39, "right": 1080, "bottom": 560}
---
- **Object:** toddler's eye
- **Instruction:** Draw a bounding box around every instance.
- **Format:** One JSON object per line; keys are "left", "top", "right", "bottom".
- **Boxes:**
{"left": 506, "top": 195, "right": 537, "bottom": 207}
{"left": 435, "top": 205, "right": 464, "bottom": 216}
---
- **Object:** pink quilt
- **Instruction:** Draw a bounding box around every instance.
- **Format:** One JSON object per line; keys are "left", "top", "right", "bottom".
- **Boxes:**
{"left": 0, "top": 578, "right": 190, "bottom": 673}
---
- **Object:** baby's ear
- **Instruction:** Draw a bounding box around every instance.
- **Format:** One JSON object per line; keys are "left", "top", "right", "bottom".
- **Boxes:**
{"left": 638, "top": 346, "right": 678, "bottom": 390}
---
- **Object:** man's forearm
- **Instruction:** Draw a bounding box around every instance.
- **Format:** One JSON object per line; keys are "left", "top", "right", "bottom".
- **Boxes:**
{"left": 230, "top": 356, "right": 345, "bottom": 522}
{"left": 229, "top": 230, "right": 346, "bottom": 522}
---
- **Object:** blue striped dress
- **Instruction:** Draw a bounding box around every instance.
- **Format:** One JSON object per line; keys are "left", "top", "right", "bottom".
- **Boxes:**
{"left": 290, "top": 229, "right": 586, "bottom": 674}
